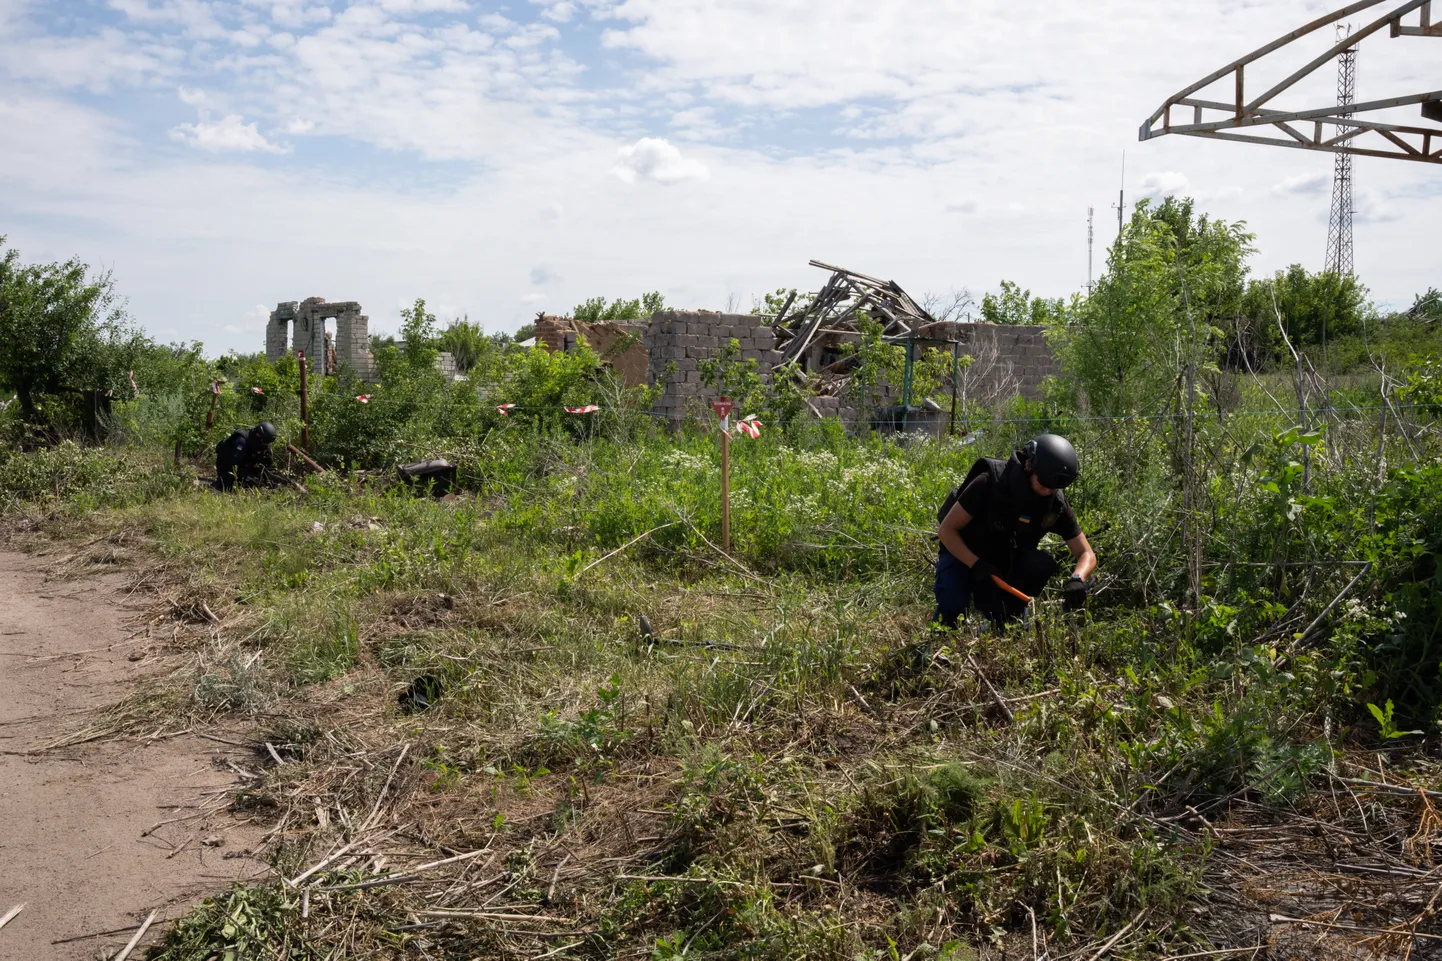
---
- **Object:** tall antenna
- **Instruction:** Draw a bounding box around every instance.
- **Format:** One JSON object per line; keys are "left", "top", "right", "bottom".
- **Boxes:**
{"left": 1113, "top": 152, "right": 1127, "bottom": 240}
{"left": 1087, "top": 207, "right": 1095, "bottom": 293}
{"left": 1324, "top": 25, "right": 1357, "bottom": 276}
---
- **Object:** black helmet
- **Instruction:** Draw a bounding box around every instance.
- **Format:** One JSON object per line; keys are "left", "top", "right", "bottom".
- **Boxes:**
{"left": 255, "top": 422, "right": 277, "bottom": 444}
{"left": 1024, "top": 433, "right": 1079, "bottom": 489}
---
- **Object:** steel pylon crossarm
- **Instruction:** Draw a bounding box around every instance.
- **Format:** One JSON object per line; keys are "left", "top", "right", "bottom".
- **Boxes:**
{"left": 1139, "top": 0, "right": 1442, "bottom": 164}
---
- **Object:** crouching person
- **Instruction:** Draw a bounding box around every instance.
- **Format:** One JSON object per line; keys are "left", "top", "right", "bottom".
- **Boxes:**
{"left": 934, "top": 433, "right": 1096, "bottom": 628}
{"left": 215, "top": 421, "right": 278, "bottom": 491}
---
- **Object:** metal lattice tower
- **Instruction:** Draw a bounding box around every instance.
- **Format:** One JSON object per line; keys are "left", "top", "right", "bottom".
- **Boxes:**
{"left": 1324, "top": 31, "right": 1358, "bottom": 275}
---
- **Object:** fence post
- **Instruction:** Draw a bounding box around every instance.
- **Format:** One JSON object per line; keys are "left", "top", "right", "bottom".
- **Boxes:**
{"left": 298, "top": 351, "right": 311, "bottom": 453}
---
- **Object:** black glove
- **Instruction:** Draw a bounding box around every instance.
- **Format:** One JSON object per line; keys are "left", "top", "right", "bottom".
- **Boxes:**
{"left": 970, "top": 558, "right": 1000, "bottom": 586}
{"left": 1063, "top": 575, "right": 1088, "bottom": 612}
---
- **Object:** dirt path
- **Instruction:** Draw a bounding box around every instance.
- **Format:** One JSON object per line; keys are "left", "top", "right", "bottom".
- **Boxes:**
{"left": 0, "top": 549, "right": 265, "bottom": 959}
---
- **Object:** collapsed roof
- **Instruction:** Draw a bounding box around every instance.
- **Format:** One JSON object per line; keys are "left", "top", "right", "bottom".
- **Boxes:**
{"left": 772, "top": 261, "right": 942, "bottom": 368}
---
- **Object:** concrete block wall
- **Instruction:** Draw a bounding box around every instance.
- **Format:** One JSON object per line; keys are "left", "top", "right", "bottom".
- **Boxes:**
{"left": 540, "top": 310, "right": 1059, "bottom": 427}
{"left": 645, "top": 311, "right": 780, "bottom": 422}
{"left": 918, "top": 322, "right": 1060, "bottom": 402}
{"left": 266, "top": 302, "right": 297, "bottom": 362}
{"left": 335, "top": 310, "right": 375, "bottom": 381}
{"left": 264, "top": 297, "right": 376, "bottom": 381}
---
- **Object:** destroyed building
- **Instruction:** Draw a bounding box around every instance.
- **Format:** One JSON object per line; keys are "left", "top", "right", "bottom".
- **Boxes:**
{"left": 266, "top": 298, "right": 375, "bottom": 379}
{"left": 265, "top": 297, "right": 457, "bottom": 381}
{"left": 536, "top": 262, "right": 1059, "bottom": 430}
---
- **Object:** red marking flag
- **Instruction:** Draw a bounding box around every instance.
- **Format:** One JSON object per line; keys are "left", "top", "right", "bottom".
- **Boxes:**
{"left": 356, "top": 394, "right": 373, "bottom": 404}
{"left": 565, "top": 405, "right": 599, "bottom": 414}
{"left": 496, "top": 403, "right": 516, "bottom": 416}
{"left": 736, "top": 414, "right": 762, "bottom": 439}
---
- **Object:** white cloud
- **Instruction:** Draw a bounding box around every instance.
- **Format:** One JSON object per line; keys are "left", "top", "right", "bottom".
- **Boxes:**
{"left": 611, "top": 138, "right": 709, "bottom": 185}
{"left": 178, "top": 86, "right": 207, "bottom": 105}
{"left": 2, "top": 0, "right": 1441, "bottom": 357}
{"left": 1136, "top": 171, "right": 1192, "bottom": 202}
{"left": 530, "top": 265, "right": 562, "bottom": 285}
{"left": 1354, "top": 188, "right": 1402, "bottom": 225}
{"left": 534, "top": 1, "right": 577, "bottom": 23}
{"left": 170, "top": 115, "right": 288, "bottom": 153}
{"left": 1272, "top": 173, "right": 1329, "bottom": 197}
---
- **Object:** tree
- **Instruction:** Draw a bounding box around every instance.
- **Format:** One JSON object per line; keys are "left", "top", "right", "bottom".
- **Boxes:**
{"left": 0, "top": 237, "right": 126, "bottom": 423}
{"left": 1235, "top": 266, "right": 1368, "bottom": 369}
{"left": 438, "top": 318, "right": 486, "bottom": 373}
{"left": 1051, "top": 197, "right": 1254, "bottom": 416}
{"left": 1411, "top": 287, "right": 1441, "bottom": 323}
{"left": 573, "top": 292, "right": 666, "bottom": 323}
{"left": 399, "top": 298, "right": 439, "bottom": 370}
{"left": 981, "top": 280, "right": 1064, "bottom": 326}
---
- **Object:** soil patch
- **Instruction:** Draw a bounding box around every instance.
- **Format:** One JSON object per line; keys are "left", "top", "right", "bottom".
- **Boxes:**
{"left": 0, "top": 549, "right": 266, "bottom": 959}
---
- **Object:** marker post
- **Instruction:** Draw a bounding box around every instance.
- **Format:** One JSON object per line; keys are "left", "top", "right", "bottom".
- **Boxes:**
{"left": 297, "top": 350, "right": 311, "bottom": 453}
{"left": 712, "top": 397, "right": 734, "bottom": 554}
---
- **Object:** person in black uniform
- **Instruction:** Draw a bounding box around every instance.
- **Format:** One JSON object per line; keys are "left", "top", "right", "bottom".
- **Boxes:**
{"left": 934, "top": 433, "right": 1096, "bottom": 627}
{"left": 215, "top": 422, "right": 277, "bottom": 491}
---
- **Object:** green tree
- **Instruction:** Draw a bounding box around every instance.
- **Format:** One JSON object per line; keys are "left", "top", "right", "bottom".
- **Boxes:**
{"left": 438, "top": 318, "right": 487, "bottom": 373}
{"left": 399, "top": 298, "right": 439, "bottom": 371}
{"left": 1051, "top": 197, "right": 1254, "bottom": 416}
{"left": 1410, "top": 287, "right": 1441, "bottom": 323}
{"left": 0, "top": 237, "right": 127, "bottom": 424}
{"left": 573, "top": 292, "right": 666, "bottom": 323}
{"left": 1235, "top": 266, "right": 1368, "bottom": 367}
{"left": 981, "top": 280, "right": 1065, "bottom": 326}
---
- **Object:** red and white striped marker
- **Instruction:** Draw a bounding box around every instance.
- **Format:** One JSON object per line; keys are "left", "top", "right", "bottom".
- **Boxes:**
{"left": 736, "top": 414, "right": 762, "bottom": 439}
{"left": 565, "top": 405, "right": 599, "bottom": 414}
{"left": 496, "top": 403, "right": 516, "bottom": 416}
{"left": 251, "top": 386, "right": 264, "bottom": 395}
{"left": 356, "top": 394, "right": 373, "bottom": 404}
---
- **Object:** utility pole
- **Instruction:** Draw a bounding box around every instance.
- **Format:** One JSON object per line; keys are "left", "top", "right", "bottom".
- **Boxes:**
{"left": 1112, "top": 152, "right": 1127, "bottom": 242}
{"left": 1087, "top": 206, "right": 1095, "bottom": 293}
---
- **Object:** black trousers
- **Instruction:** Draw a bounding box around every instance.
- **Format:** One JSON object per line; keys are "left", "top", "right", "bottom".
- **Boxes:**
{"left": 933, "top": 547, "right": 1059, "bottom": 628}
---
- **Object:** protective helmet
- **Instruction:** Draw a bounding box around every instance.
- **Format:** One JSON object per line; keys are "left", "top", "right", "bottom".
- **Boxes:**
{"left": 1023, "top": 433, "right": 1079, "bottom": 490}
{"left": 255, "top": 422, "right": 278, "bottom": 444}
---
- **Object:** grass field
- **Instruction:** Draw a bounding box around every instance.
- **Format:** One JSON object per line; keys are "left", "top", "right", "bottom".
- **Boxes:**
{"left": 4, "top": 412, "right": 1439, "bottom": 960}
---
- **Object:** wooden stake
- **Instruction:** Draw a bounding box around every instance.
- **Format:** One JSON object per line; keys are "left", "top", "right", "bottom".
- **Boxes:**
{"left": 297, "top": 350, "right": 311, "bottom": 453}
{"left": 721, "top": 427, "right": 731, "bottom": 555}
{"left": 287, "top": 443, "right": 326, "bottom": 475}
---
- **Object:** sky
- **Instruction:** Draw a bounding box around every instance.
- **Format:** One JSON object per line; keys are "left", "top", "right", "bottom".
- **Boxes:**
{"left": 0, "top": 0, "right": 1438, "bottom": 353}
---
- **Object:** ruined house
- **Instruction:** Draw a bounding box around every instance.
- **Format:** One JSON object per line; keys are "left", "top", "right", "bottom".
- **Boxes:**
{"left": 535, "top": 263, "right": 1060, "bottom": 430}
{"left": 266, "top": 298, "right": 375, "bottom": 379}
{"left": 265, "top": 297, "right": 457, "bottom": 380}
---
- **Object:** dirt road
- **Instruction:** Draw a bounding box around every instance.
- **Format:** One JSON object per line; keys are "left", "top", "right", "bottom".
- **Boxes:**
{"left": 0, "top": 549, "right": 264, "bottom": 959}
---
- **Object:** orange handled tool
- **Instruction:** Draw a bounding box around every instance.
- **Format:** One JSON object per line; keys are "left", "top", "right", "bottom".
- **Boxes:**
{"left": 991, "top": 574, "right": 1033, "bottom": 604}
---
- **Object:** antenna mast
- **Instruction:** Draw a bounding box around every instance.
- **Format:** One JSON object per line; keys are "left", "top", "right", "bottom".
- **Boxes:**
{"left": 1087, "top": 207, "right": 1095, "bottom": 293}
{"left": 1324, "top": 25, "right": 1358, "bottom": 276}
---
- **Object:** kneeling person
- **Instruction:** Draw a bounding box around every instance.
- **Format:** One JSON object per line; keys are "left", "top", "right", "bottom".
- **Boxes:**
{"left": 216, "top": 421, "right": 277, "bottom": 491}
{"left": 934, "top": 433, "right": 1095, "bottom": 627}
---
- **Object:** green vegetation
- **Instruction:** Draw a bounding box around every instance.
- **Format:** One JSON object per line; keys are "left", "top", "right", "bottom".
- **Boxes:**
{"left": 575, "top": 291, "right": 667, "bottom": 323}
{"left": 1, "top": 196, "right": 1439, "bottom": 960}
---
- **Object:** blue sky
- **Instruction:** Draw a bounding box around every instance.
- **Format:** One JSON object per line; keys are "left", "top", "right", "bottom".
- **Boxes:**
{"left": 1, "top": 0, "right": 1438, "bottom": 353}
